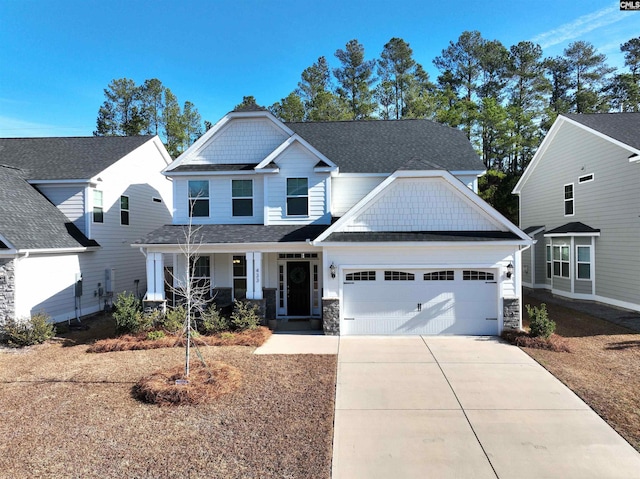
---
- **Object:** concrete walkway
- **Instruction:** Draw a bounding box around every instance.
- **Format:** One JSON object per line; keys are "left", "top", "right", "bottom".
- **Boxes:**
{"left": 332, "top": 336, "right": 640, "bottom": 479}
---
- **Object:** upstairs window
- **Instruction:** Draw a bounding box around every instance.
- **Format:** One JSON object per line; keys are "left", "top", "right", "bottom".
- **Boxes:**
{"left": 93, "top": 190, "right": 103, "bottom": 223}
{"left": 286, "top": 178, "right": 308, "bottom": 216}
{"left": 232, "top": 179, "right": 253, "bottom": 217}
{"left": 553, "top": 245, "right": 570, "bottom": 278}
{"left": 188, "top": 180, "right": 209, "bottom": 217}
{"left": 120, "top": 195, "right": 129, "bottom": 225}
{"left": 564, "top": 183, "right": 574, "bottom": 216}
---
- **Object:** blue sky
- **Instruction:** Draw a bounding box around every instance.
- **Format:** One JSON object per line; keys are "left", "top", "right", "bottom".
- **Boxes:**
{"left": 0, "top": 0, "right": 637, "bottom": 137}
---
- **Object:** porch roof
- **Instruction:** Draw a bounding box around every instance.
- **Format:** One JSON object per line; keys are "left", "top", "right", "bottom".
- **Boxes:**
{"left": 544, "top": 222, "right": 600, "bottom": 236}
{"left": 135, "top": 223, "right": 332, "bottom": 245}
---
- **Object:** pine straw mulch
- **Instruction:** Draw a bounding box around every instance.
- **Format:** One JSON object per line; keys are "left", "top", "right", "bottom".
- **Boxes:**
{"left": 0, "top": 319, "right": 337, "bottom": 478}
{"left": 87, "top": 326, "right": 271, "bottom": 353}
{"left": 501, "top": 330, "right": 571, "bottom": 352}
{"left": 520, "top": 294, "right": 640, "bottom": 452}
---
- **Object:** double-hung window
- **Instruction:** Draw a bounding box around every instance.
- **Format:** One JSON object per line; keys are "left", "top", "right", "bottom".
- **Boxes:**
{"left": 93, "top": 190, "right": 103, "bottom": 223}
{"left": 232, "top": 180, "right": 253, "bottom": 217}
{"left": 190, "top": 256, "right": 211, "bottom": 293}
{"left": 576, "top": 246, "right": 591, "bottom": 280}
{"left": 286, "top": 178, "right": 308, "bottom": 216}
{"left": 188, "top": 180, "right": 209, "bottom": 217}
{"left": 546, "top": 244, "right": 552, "bottom": 279}
{"left": 553, "top": 245, "right": 570, "bottom": 278}
{"left": 564, "top": 183, "right": 574, "bottom": 216}
{"left": 232, "top": 255, "right": 247, "bottom": 300}
{"left": 120, "top": 195, "right": 129, "bottom": 225}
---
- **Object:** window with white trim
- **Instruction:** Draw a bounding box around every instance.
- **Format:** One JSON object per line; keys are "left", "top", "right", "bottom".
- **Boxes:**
{"left": 546, "top": 244, "right": 552, "bottom": 279}
{"left": 424, "top": 271, "right": 454, "bottom": 281}
{"left": 463, "top": 271, "right": 494, "bottom": 281}
{"left": 286, "top": 178, "right": 308, "bottom": 216}
{"left": 564, "top": 183, "right": 574, "bottom": 216}
{"left": 93, "top": 190, "right": 103, "bottom": 223}
{"left": 346, "top": 271, "right": 376, "bottom": 281}
{"left": 233, "top": 255, "right": 247, "bottom": 300}
{"left": 576, "top": 245, "right": 591, "bottom": 280}
{"left": 553, "top": 245, "right": 570, "bottom": 278}
{"left": 188, "top": 180, "right": 209, "bottom": 217}
{"left": 578, "top": 173, "right": 594, "bottom": 183}
{"left": 232, "top": 179, "right": 253, "bottom": 217}
{"left": 120, "top": 195, "right": 129, "bottom": 225}
{"left": 189, "top": 256, "right": 210, "bottom": 292}
{"left": 384, "top": 271, "right": 415, "bottom": 281}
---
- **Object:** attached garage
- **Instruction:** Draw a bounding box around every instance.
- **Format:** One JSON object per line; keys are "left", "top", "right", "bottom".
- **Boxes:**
{"left": 341, "top": 268, "right": 499, "bottom": 335}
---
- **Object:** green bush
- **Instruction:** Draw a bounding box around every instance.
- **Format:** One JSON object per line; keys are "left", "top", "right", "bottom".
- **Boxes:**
{"left": 200, "top": 305, "right": 230, "bottom": 334}
{"left": 526, "top": 303, "right": 556, "bottom": 339}
{"left": 220, "top": 332, "right": 235, "bottom": 341}
{"left": 143, "top": 309, "right": 163, "bottom": 330}
{"left": 160, "top": 306, "right": 185, "bottom": 333}
{"left": 230, "top": 300, "right": 260, "bottom": 331}
{"left": 146, "top": 330, "right": 166, "bottom": 341}
{"left": 1, "top": 313, "right": 56, "bottom": 347}
{"left": 113, "top": 292, "right": 143, "bottom": 334}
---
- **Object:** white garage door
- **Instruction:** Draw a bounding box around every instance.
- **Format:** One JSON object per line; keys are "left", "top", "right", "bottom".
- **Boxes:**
{"left": 342, "top": 269, "right": 498, "bottom": 335}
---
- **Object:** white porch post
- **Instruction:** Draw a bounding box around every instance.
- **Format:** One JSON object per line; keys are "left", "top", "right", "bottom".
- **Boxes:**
{"left": 145, "top": 252, "right": 164, "bottom": 301}
{"left": 246, "top": 252, "right": 255, "bottom": 299}
{"left": 245, "top": 252, "right": 263, "bottom": 300}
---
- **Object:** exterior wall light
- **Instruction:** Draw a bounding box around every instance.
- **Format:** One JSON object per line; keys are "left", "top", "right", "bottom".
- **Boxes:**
{"left": 330, "top": 262, "right": 336, "bottom": 278}
{"left": 506, "top": 262, "right": 514, "bottom": 279}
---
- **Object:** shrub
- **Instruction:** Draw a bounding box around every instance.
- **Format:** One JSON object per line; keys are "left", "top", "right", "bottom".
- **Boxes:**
{"left": 1, "top": 313, "right": 56, "bottom": 347}
{"left": 146, "top": 330, "right": 166, "bottom": 341}
{"left": 220, "top": 332, "right": 235, "bottom": 341}
{"left": 113, "top": 292, "right": 143, "bottom": 334}
{"left": 160, "top": 306, "right": 185, "bottom": 333}
{"left": 200, "top": 305, "right": 230, "bottom": 334}
{"left": 526, "top": 303, "right": 556, "bottom": 339}
{"left": 230, "top": 300, "right": 260, "bottom": 331}
{"left": 143, "top": 309, "right": 164, "bottom": 330}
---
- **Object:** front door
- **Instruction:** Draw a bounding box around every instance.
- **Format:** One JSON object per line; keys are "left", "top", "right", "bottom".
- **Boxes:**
{"left": 287, "top": 261, "right": 310, "bottom": 316}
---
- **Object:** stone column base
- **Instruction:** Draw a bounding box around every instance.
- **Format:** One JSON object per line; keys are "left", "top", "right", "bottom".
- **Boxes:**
{"left": 503, "top": 297, "right": 521, "bottom": 331}
{"left": 322, "top": 298, "right": 340, "bottom": 335}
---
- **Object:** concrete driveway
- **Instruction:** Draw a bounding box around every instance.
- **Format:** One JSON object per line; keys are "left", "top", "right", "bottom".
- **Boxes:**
{"left": 332, "top": 336, "right": 640, "bottom": 479}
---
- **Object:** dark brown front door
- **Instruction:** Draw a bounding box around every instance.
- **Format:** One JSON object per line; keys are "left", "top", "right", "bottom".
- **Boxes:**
{"left": 287, "top": 261, "right": 310, "bottom": 316}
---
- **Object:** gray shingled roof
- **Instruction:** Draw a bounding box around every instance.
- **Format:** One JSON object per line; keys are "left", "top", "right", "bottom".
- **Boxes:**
{"left": 545, "top": 222, "right": 600, "bottom": 235}
{"left": 0, "top": 136, "right": 153, "bottom": 180}
{"left": 170, "top": 163, "right": 258, "bottom": 172}
{"left": 564, "top": 113, "right": 640, "bottom": 151}
{"left": 523, "top": 225, "right": 545, "bottom": 235}
{"left": 0, "top": 166, "right": 98, "bottom": 250}
{"left": 135, "top": 223, "right": 332, "bottom": 245}
{"left": 324, "top": 231, "right": 521, "bottom": 242}
{"left": 286, "top": 119, "right": 484, "bottom": 173}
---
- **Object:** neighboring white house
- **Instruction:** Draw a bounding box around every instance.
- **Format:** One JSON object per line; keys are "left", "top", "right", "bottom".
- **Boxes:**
{"left": 0, "top": 136, "right": 173, "bottom": 323}
{"left": 137, "top": 104, "right": 532, "bottom": 336}
{"left": 513, "top": 112, "right": 640, "bottom": 312}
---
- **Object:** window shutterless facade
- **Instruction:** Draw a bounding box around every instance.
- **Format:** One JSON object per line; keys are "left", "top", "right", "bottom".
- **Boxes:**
{"left": 576, "top": 245, "right": 591, "bottom": 280}
{"left": 546, "top": 244, "right": 552, "bottom": 279}
{"left": 120, "top": 195, "right": 129, "bottom": 225}
{"left": 189, "top": 256, "right": 211, "bottom": 292}
{"left": 93, "top": 190, "right": 103, "bottom": 223}
{"left": 233, "top": 255, "right": 247, "bottom": 300}
{"left": 553, "top": 245, "right": 570, "bottom": 278}
{"left": 564, "top": 183, "right": 574, "bottom": 216}
{"left": 232, "top": 179, "right": 253, "bottom": 217}
{"left": 286, "top": 178, "right": 308, "bottom": 216}
{"left": 188, "top": 180, "right": 209, "bottom": 217}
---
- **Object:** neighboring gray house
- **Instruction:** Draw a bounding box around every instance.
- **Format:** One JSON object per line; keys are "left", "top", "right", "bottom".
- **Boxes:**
{"left": 513, "top": 113, "right": 640, "bottom": 312}
{"left": 0, "top": 136, "right": 173, "bottom": 323}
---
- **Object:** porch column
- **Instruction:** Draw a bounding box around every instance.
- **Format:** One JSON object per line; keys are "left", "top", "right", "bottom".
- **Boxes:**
{"left": 245, "top": 252, "right": 263, "bottom": 300}
{"left": 145, "top": 252, "right": 164, "bottom": 301}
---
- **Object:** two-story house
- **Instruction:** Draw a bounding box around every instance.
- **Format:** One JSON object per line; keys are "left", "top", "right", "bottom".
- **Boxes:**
{"left": 0, "top": 136, "right": 173, "bottom": 324}
{"left": 513, "top": 113, "right": 640, "bottom": 312}
{"left": 137, "top": 105, "right": 531, "bottom": 335}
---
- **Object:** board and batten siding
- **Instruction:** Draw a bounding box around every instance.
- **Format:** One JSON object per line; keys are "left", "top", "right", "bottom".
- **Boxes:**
{"left": 36, "top": 185, "right": 87, "bottom": 235}
{"left": 520, "top": 121, "right": 640, "bottom": 307}
{"left": 265, "top": 143, "right": 330, "bottom": 225}
{"left": 187, "top": 118, "right": 288, "bottom": 165}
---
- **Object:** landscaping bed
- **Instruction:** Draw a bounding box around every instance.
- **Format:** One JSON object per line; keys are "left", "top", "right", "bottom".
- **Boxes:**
{"left": 0, "top": 315, "right": 337, "bottom": 478}
{"left": 521, "top": 295, "right": 640, "bottom": 452}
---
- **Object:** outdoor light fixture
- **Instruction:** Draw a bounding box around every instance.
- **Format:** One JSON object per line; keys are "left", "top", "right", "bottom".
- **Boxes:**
{"left": 330, "top": 262, "right": 336, "bottom": 278}
{"left": 506, "top": 262, "right": 514, "bottom": 279}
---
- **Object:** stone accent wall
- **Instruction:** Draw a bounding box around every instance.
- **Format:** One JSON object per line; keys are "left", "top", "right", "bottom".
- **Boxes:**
{"left": 212, "top": 287, "right": 233, "bottom": 308}
{"left": 263, "top": 288, "right": 276, "bottom": 320}
{"left": 0, "top": 259, "right": 15, "bottom": 326}
{"left": 322, "top": 298, "right": 340, "bottom": 335}
{"left": 503, "top": 298, "right": 521, "bottom": 331}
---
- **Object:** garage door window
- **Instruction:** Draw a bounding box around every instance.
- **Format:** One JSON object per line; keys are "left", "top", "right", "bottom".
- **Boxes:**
{"left": 463, "top": 270, "right": 494, "bottom": 281}
{"left": 424, "top": 271, "right": 454, "bottom": 281}
{"left": 346, "top": 271, "right": 376, "bottom": 281}
{"left": 385, "top": 271, "right": 415, "bottom": 281}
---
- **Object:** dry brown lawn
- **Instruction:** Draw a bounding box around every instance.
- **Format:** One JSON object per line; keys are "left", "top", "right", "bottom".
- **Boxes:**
{"left": 0, "top": 315, "right": 337, "bottom": 478}
{"left": 522, "top": 295, "right": 640, "bottom": 452}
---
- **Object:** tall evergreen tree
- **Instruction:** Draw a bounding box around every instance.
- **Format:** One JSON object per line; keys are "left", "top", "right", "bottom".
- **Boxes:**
{"left": 297, "top": 57, "right": 348, "bottom": 121}
{"left": 377, "top": 37, "right": 417, "bottom": 119}
{"left": 94, "top": 78, "right": 146, "bottom": 136}
{"left": 139, "top": 78, "right": 165, "bottom": 135}
{"left": 333, "top": 39, "right": 377, "bottom": 119}
{"left": 269, "top": 92, "right": 305, "bottom": 122}
{"left": 563, "top": 41, "right": 615, "bottom": 113}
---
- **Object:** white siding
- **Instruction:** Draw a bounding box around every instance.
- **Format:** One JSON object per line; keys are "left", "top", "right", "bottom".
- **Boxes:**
{"left": 266, "top": 143, "right": 330, "bottom": 225}
{"left": 187, "top": 118, "right": 288, "bottom": 165}
{"left": 341, "top": 178, "right": 503, "bottom": 232}
{"left": 37, "top": 185, "right": 87, "bottom": 234}
{"left": 331, "top": 176, "right": 385, "bottom": 216}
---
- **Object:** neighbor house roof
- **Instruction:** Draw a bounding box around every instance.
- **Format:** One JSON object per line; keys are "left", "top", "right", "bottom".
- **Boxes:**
{"left": 545, "top": 222, "right": 600, "bottom": 235}
{"left": 564, "top": 113, "right": 640, "bottom": 151}
{"left": 0, "top": 166, "right": 98, "bottom": 250}
{"left": 286, "top": 119, "right": 485, "bottom": 173}
{"left": 0, "top": 136, "right": 153, "bottom": 180}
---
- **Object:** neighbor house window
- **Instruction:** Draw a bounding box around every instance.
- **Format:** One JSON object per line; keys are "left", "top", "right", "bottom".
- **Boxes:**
{"left": 564, "top": 183, "right": 574, "bottom": 216}
{"left": 188, "top": 180, "right": 209, "bottom": 217}
{"left": 233, "top": 255, "right": 247, "bottom": 300}
{"left": 553, "top": 245, "right": 570, "bottom": 278}
{"left": 576, "top": 246, "right": 591, "bottom": 280}
{"left": 286, "top": 178, "right": 308, "bottom": 216}
{"left": 120, "top": 195, "right": 129, "bottom": 225}
{"left": 546, "top": 244, "right": 552, "bottom": 279}
{"left": 232, "top": 179, "right": 253, "bottom": 217}
{"left": 578, "top": 173, "right": 594, "bottom": 183}
{"left": 93, "top": 190, "right": 103, "bottom": 223}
